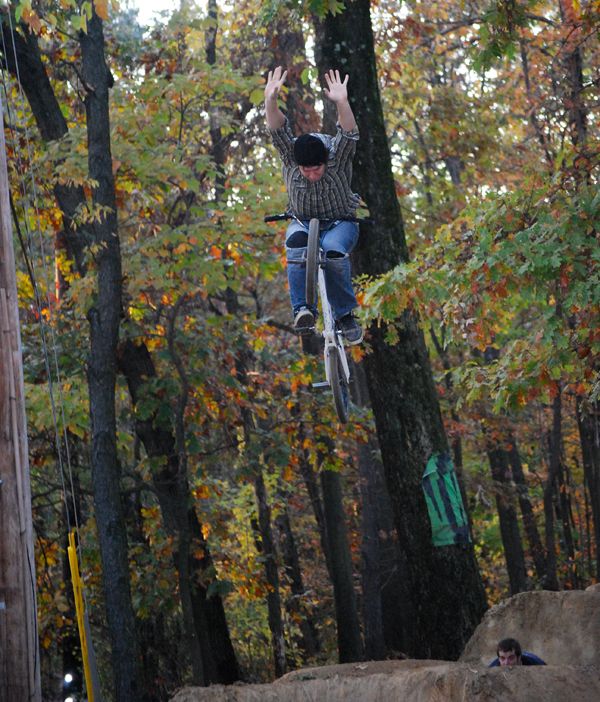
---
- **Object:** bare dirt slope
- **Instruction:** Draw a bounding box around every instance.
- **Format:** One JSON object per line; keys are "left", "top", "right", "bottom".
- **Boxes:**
{"left": 171, "top": 588, "right": 600, "bottom": 702}
{"left": 460, "top": 587, "right": 600, "bottom": 666}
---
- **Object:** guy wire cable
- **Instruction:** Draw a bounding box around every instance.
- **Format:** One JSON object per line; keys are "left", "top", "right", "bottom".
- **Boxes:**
{"left": 1, "top": 12, "right": 104, "bottom": 699}
{"left": 1, "top": 6, "right": 81, "bottom": 537}
{"left": 0, "top": 9, "right": 98, "bottom": 689}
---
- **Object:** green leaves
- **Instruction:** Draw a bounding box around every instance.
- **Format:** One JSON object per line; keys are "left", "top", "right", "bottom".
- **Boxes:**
{"left": 258, "top": 0, "right": 346, "bottom": 24}
{"left": 365, "top": 176, "right": 599, "bottom": 412}
{"left": 472, "top": 1, "right": 534, "bottom": 72}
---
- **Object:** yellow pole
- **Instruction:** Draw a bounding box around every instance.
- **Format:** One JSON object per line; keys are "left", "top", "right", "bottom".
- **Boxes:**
{"left": 67, "top": 530, "right": 95, "bottom": 702}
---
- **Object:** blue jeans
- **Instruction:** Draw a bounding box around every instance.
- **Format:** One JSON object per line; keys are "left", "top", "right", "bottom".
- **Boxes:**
{"left": 285, "top": 219, "right": 359, "bottom": 320}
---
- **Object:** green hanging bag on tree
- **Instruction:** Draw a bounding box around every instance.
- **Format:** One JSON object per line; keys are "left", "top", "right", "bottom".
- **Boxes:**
{"left": 422, "top": 452, "right": 470, "bottom": 546}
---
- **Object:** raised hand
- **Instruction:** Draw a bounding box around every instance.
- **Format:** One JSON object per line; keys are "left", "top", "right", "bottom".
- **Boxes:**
{"left": 265, "top": 66, "right": 288, "bottom": 102}
{"left": 323, "top": 69, "right": 349, "bottom": 104}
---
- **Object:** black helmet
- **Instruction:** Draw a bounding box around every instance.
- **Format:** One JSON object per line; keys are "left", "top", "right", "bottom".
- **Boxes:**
{"left": 293, "top": 134, "right": 328, "bottom": 166}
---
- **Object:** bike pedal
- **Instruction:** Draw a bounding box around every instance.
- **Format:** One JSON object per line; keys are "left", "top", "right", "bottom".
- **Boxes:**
{"left": 296, "top": 326, "right": 316, "bottom": 336}
{"left": 312, "top": 381, "right": 330, "bottom": 389}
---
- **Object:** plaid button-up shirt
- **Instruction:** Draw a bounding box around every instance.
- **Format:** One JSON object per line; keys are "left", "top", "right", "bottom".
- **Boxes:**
{"left": 269, "top": 119, "right": 361, "bottom": 220}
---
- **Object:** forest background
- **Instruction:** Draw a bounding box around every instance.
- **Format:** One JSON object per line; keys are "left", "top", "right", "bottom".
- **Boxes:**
{"left": 1, "top": 0, "right": 599, "bottom": 700}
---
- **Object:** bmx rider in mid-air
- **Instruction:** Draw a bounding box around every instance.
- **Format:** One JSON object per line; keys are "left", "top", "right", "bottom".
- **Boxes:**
{"left": 264, "top": 66, "right": 363, "bottom": 345}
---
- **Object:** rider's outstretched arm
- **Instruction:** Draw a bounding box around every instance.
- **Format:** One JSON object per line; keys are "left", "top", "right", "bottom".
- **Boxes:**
{"left": 264, "top": 66, "right": 287, "bottom": 130}
{"left": 324, "top": 69, "right": 357, "bottom": 132}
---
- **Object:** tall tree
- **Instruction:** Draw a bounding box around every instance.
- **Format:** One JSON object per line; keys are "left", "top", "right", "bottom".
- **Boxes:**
{"left": 319, "top": 454, "right": 364, "bottom": 662}
{"left": 484, "top": 430, "right": 528, "bottom": 594}
{"left": 2, "top": 8, "right": 145, "bottom": 697}
{"left": 79, "top": 9, "right": 145, "bottom": 700}
{"left": 507, "top": 435, "right": 547, "bottom": 582}
{"left": 313, "top": 0, "right": 487, "bottom": 659}
{"left": 117, "top": 339, "right": 240, "bottom": 685}
{"left": 577, "top": 400, "right": 600, "bottom": 580}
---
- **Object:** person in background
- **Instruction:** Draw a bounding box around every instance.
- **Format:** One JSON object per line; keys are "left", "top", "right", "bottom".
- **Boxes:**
{"left": 489, "top": 638, "right": 546, "bottom": 667}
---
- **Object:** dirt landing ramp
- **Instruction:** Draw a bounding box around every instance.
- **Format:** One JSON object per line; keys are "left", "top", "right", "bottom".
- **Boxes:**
{"left": 460, "top": 589, "right": 600, "bottom": 666}
{"left": 170, "top": 660, "right": 600, "bottom": 702}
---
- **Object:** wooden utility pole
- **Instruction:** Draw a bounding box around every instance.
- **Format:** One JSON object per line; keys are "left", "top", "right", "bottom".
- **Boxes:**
{"left": 0, "top": 95, "right": 42, "bottom": 701}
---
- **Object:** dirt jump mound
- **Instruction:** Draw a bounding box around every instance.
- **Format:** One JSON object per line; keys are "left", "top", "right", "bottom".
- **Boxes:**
{"left": 171, "top": 588, "right": 600, "bottom": 702}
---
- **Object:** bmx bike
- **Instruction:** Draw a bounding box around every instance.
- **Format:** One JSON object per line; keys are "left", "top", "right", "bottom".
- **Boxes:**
{"left": 265, "top": 213, "right": 365, "bottom": 423}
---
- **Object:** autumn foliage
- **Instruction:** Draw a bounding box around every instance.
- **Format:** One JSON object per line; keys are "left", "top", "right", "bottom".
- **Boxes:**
{"left": 2, "top": 0, "right": 599, "bottom": 700}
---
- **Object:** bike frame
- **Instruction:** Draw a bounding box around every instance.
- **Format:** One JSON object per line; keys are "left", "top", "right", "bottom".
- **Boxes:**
{"left": 317, "top": 254, "right": 351, "bottom": 389}
{"left": 264, "top": 211, "right": 368, "bottom": 422}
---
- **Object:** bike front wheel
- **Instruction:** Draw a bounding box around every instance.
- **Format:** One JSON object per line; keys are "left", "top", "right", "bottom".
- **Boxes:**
{"left": 326, "top": 346, "right": 350, "bottom": 423}
{"left": 305, "top": 218, "right": 320, "bottom": 309}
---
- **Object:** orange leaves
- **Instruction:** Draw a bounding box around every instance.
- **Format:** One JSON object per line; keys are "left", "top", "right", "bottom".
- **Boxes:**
{"left": 559, "top": 264, "right": 571, "bottom": 292}
{"left": 208, "top": 243, "right": 243, "bottom": 264}
{"left": 193, "top": 484, "right": 211, "bottom": 500}
{"left": 173, "top": 241, "right": 191, "bottom": 256}
{"left": 21, "top": 7, "right": 43, "bottom": 33}
{"left": 282, "top": 463, "right": 295, "bottom": 483}
{"left": 494, "top": 277, "right": 509, "bottom": 299}
{"left": 94, "top": 0, "right": 110, "bottom": 21}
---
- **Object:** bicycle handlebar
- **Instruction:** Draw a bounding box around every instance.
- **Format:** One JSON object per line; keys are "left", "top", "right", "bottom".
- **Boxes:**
{"left": 264, "top": 214, "right": 291, "bottom": 222}
{"left": 264, "top": 214, "right": 373, "bottom": 225}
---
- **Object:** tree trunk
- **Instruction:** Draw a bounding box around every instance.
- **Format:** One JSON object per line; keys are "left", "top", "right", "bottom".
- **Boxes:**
{"left": 576, "top": 400, "right": 600, "bottom": 580}
{"left": 358, "top": 438, "right": 385, "bottom": 661}
{"left": 319, "top": 466, "right": 364, "bottom": 662}
{"left": 126, "top": 488, "right": 178, "bottom": 701}
{"left": 313, "top": 0, "right": 487, "bottom": 659}
{"left": 275, "top": 495, "right": 320, "bottom": 662}
{"left": 352, "top": 363, "right": 407, "bottom": 659}
{"left": 296, "top": 419, "right": 364, "bottom": 663}
{"left": 80, "top": 12, "right": 143, "bottom": 701}
{"left": 542, "top": 393, "right": 562, "bottom": 590}
{"left": 254, "top": 470, "right": 287, "bottom": 677}
{"left": 429, "top": 327, "right": 471, "bottom": 532}
{"left": 556, "top": 445, "right": 580, "bottom": 588}
{"left": 507, "top": 437, "right": 547, "bottom": 581}
{"left": 1, "top": 24, "right": 89, "bottom": 274}
{"left": 117, "top": 339, "right": 239, "bottom": 684}
{"left": 295, "top": 413, "right": 333, "bottom": 576}
{"left": 560, "top": 0, "right": 588, "bottom": 146}
{"left": 485, "top": 440, "right": 528, "bottom": 594}
{"left": 230, "top": 320, "right": 287, "bottom": 678}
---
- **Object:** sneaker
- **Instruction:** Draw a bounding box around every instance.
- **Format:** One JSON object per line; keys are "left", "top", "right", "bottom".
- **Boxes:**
{"left": 293, "top": 307, "right": 315, "bottom": 334}
{"left": 337, "top": 313, "right": 363, "bottom": 345}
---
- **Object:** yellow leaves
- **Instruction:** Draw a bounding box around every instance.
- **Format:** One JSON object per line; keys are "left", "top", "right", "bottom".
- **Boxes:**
{"left": 249, "top": 87, "right": 265, "bottom": 106}
{"left": 227, "top": 242, "right": 242, "bottom": 264}
{"left": 141, "top": 505, "right": 160, "bottom": 521}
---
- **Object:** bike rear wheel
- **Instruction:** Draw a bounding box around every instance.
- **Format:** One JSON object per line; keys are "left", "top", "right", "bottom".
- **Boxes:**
{"left": 305, "top": 218, "right": 320, "bottom": 309}
{"left": 326, "top": 346, "right": 350, "bottom": 423}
